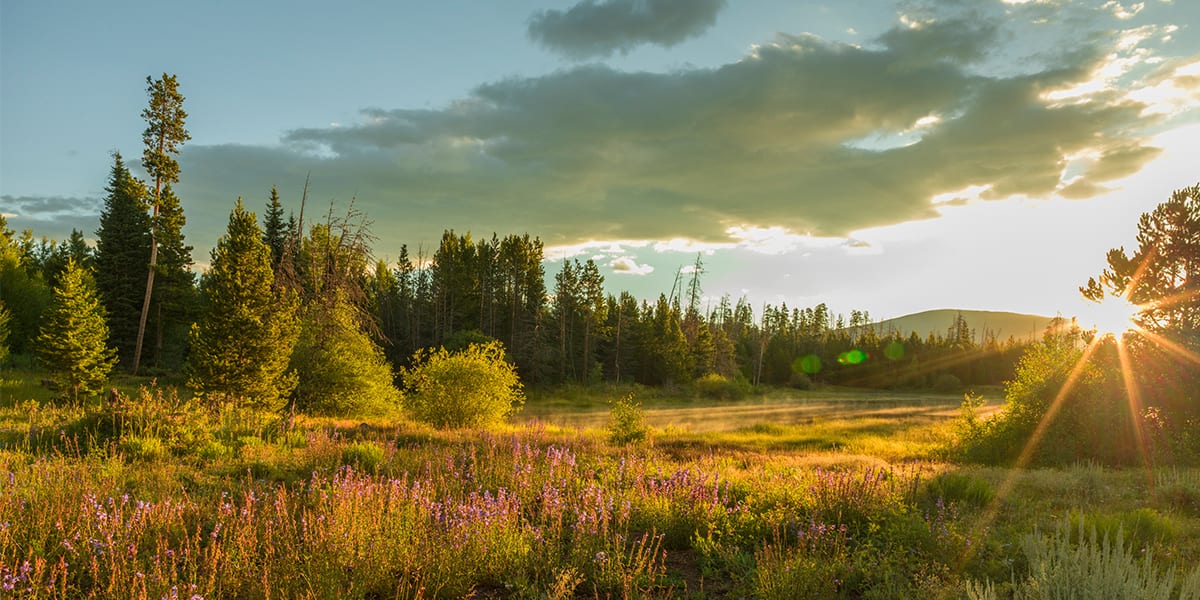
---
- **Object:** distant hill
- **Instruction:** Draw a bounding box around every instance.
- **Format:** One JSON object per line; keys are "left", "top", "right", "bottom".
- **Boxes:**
{"left": 867, "top": 309, "right": 1054, "bottom": 343}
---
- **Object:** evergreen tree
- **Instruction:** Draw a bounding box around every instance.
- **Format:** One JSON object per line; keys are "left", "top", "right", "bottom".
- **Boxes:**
{"left": 149, "top": 184, "right": 195, "bottom": 368}
{"left": 188, "top": 199, "right": 298, "bottom": 409}
{"left": 35, "top": 259, "right": 117, "bottom": 400}
{"left": 94, "top": 152, "right": 152, "bottom": 368}
{"left": 134, "top": 73, "right": 190, "bottom": 374}
{"left": 262, "top": 185, "right": 287, "bottom": 270}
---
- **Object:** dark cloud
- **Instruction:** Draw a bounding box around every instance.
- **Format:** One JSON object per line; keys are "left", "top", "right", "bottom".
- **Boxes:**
{"left": 173, "top": 13, "right": 1169, "bottom": 258}
{"left": 527, "top": 0, "right": 725, "bottom": 59}
{"left": 1, "top": 195, "right": 103, "bottom": 242}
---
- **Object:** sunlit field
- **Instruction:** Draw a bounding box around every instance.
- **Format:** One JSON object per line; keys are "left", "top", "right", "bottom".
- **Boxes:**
{"left": 2, "top": 370, "right": 1198, "bottom": 599}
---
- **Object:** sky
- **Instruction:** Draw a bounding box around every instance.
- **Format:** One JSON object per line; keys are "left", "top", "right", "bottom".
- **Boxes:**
{"left": 2, "top": 0, "right": 1199, "bottom": 324}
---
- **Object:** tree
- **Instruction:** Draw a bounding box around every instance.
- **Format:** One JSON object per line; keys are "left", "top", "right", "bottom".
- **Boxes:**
{"left": 134, "top": 73, "right": 190, "bottom": 374}
{"left": 35, "top": 259, "right": 117, "bottom": 400}
{"left": 1082, "top": 183, "right": 1200, "bottom": 336}
{"left": 262, "top": 185, "right": 288, "bottom": 270}
{"left": 402, "top": 341, "right": 523, "bottom": 429}
{"left": 94, "top": 152, "right": 152, "bottom": 367}
{"left": 149, "top": 184, "right": 195, "bottom": 368}
{"left": 187, "top": 199, "right": 298, "bottom": 409}
{"left": 0, "top": 215, "right": 52, "bottom": 357}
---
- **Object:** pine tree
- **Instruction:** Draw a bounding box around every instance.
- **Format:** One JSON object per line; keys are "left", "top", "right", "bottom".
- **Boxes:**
{"left": 149, "top": 184, "right": 195, "bottom": 368}
{"left": 187, "top": 199, "right": 298, "bottom": 409}
{"left": 35, "top": 259, "right": 117, "bottom": 400}
{"left": 262, "top": 185, "right": 287, "bottom": 270}
{"left": 134, "top": 73, "right": 190, "bottom": 374}
{"left": 94, "top": 152, "right": 152, "bottom": 368}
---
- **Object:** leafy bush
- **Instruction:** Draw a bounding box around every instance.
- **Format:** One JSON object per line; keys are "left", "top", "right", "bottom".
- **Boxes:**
{"left": 402, "top": 341, "right": 524, "bottom": 429}
{"left": 608, "top": 393, "right": 649, "bottom": 445}
{"left": 119, "top": 435, "right": 167, "bottom": 462}
{"left": 693, "top": 373, "right": 752, "bottom": 400}
{"left": 290, "top": 293, "right": 401, "bottom": 417}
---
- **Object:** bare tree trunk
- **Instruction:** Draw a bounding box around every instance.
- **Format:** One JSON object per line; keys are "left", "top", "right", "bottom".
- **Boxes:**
{"left": 132, "top": 176, "right": 162, "bottom": 375}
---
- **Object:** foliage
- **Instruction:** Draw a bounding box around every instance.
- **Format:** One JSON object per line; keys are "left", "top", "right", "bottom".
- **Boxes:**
{"left": 0, "top": 215, "right": 52, "bottom": 357}
{"left": 693, "top": 372, "right": 752, "bottom": 400}
{"left": 970, "top": 519, "right": 1200, "bottom": 599}
{"left": 957, "top": 322, "right": 1135, "bottom": 466}
{"left": 0, "top": 300, "right": 10, "bottom": 365}
{"left": 147, "top": 184, "right": 196, "bottom": 370}
{"left": 188, "top": 199, "right": 299, "bottom": 409}
{"left": 608, "top": 392, "right": 650, "bottom": 445}
{"left": 402, "top": 340, "right": 524, "bottom": 429}
{"left": 1081, "top": 183, "right": 1200, "bottom": 460}
{"left": 93, "top": 152, "right": 151, "bottom": 368}
{"left": 34, "top": 260, "right": 117, "bottom": 400}
{"left": 291, "top": 291, "right": 401, "bottom": 416}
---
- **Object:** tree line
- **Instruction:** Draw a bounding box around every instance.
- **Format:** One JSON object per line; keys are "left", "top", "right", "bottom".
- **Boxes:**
{"left": 0, "top": 73, "right": 1029, "bottom": 411}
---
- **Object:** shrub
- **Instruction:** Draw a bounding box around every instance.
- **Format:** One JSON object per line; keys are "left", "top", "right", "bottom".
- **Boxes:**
{"left": 402, "top": 341, "right": 524, "bottom": 429}
{"left": 693, "top": 373, "right": 751, "bottom": 400}
{"left": 119, "top": 435, "right": 167, "bottom": 462}
{"left": 932, "top": 373, "right": 962, "bottom": 394}
{"left": 608, "top": 393, "right": 649, "bottom": 445}
{"left": 970, "top": 519, "right": 1199, "bottom": 599}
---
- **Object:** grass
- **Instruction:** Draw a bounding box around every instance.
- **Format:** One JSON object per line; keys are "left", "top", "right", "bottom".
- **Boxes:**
{"left": 0, "top": 369, "right": 1198, "bottom": 598}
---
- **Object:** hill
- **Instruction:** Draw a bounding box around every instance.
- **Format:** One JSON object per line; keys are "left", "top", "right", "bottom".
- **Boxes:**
{"left": 868, "top": 309, "right": 1054, "bottom": 343}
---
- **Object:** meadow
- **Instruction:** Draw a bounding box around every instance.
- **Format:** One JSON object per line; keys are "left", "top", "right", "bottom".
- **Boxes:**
{"left": 2, "top": 368, "right": 1199, "bottom": 599}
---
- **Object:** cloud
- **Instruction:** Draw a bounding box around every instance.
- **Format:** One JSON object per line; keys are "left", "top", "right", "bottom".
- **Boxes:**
{"left": 169, "top": 6, "right": 1184, "bottom": 261}
{"left": 1, "top": 195, "right": 102, "bottom": 241}
{"left": 528, "top": 0, "right": 725, "bottom": 59}
{"left": 610, "top": 256, "right": 655, "bottom": 275}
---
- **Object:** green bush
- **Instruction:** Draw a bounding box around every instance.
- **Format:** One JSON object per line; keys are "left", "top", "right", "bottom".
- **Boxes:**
{"left": 693, "top": 373, "right": 751, "bottom": 400}
{"left": 402, "top": 341, "right": 524, "bottom": 429}
{"left": 608, "top": 393, "right": 649, "bottom": 445}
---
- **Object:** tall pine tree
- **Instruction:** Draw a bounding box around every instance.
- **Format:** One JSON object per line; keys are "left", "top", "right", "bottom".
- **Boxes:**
{"left": 134, "top": 73, "right": 190, "bottom": 374}
{"left": 188, "top": 199, "right": 298, "bottom": 409}
{"left": 35, "top": 259, "right": 117, "bottom": 400}
{"left": 94, "top": 152, "right": 152, "bottom": 368}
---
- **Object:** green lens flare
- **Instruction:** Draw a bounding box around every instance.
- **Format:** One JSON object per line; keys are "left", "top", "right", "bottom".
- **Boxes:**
{"left": 798, "top": 354, "right": 822, "bottom": 374}
{"left": 838, "top": 349, "right": 867, "bottom": 365}
{"left": 885, "top": 341, "right": 905, "bottom": 361}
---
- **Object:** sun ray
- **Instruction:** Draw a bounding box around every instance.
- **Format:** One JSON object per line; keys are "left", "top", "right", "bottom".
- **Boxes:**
{"left": 1134, "top": 328, "right": 1200, "bottom": 366}
{"left": 1114, "top": 336, "right": 1155, "bottom": 479}
{"left": 957, "top": 333, "right": 1103, "bottom": 572}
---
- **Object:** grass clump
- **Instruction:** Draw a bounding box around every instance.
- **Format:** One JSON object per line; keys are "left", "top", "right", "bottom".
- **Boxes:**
{"left": 341, "top": 440, "right": 386, "bottom": 473}
{"left": 969, "top": 519, "right": 1200, "bottom": 599}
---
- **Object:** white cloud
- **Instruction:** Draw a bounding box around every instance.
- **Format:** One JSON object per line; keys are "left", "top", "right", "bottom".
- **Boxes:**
{"left": 610, "top": 256, "right": 655, "bottom": 275}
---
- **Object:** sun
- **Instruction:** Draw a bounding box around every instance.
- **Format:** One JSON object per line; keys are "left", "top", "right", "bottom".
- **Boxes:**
{"left": 1081, "top": 295, "right": 1141, "bottom": 337}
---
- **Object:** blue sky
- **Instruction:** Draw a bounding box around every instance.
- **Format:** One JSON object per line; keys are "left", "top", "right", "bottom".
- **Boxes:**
{"left": 3, "top": 0, "right": 1199, "bottom": 323}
